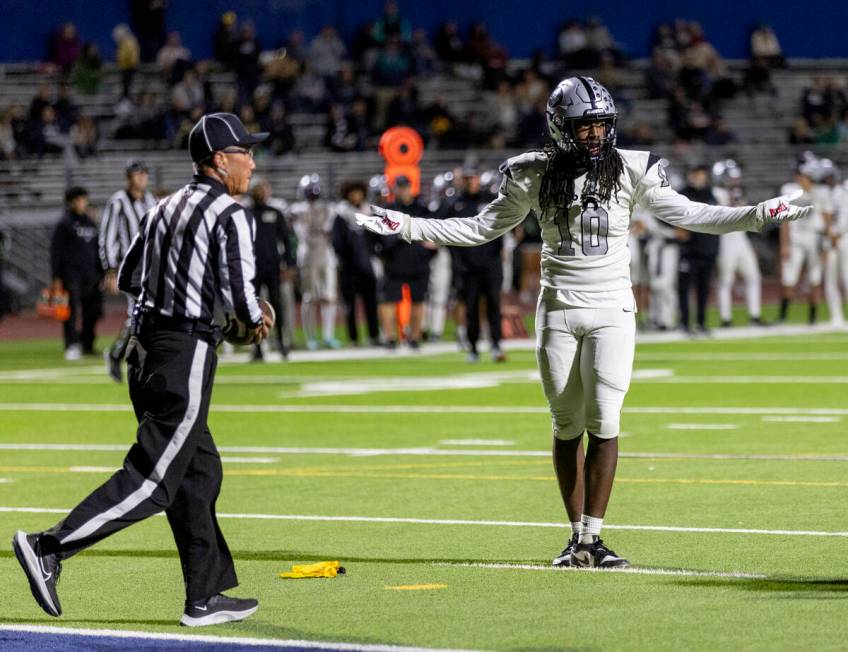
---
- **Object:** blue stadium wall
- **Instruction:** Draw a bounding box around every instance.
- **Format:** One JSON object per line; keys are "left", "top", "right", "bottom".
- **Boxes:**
{"left": 1, "top": 0, "right": 846, "bottom": 62}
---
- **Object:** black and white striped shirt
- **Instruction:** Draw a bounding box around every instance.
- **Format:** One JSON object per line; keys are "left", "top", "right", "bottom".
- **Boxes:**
{"left": 118, "top": 174, "right": 262, "bottom": 327}
{"left": 98, "top": 189, "right": 156, "bottom": 271}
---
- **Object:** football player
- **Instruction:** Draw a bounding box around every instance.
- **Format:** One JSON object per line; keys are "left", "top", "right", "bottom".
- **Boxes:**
{"left": 356, "top": 76, "right": 811, "bottom": 568}
{"left": 712, "top": 160, "right": 765, "bottom": 327}
{"left": 777, "top": 157, "right": 831, "bottom": 325}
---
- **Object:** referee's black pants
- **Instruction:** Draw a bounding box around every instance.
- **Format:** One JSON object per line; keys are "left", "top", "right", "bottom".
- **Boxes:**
{"left": 42, "top": 329, "right": 237, "bottom": 603}
{"left": 463, "top": 264, "right": 503, "bottom": 354}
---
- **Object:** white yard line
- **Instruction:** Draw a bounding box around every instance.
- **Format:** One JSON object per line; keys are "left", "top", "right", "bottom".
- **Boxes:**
{"left": 1, "top": 443, "right": 848, "bottom": 462}
{"left": 0, "top": 624, "right": 475, "bottom": 651}
{"left": 641, "top": 376, "right": 848, "bottom": 384}
{"left": 761, "top": 416, "right": 841, "bottom": 423}
{"left": 439, "top": 439, "right": 515, "bottom": 446}
{"left": 1, "top": 506, "right": 847, "bottom": 537}
{"left": 667, "top": 424, "right": 738, "bottom": 430}
{"left": 635, "top": 352, "right": 848, "bottom": 361}
{"left": 4, "top": 403, "right": 848, "bottom": 416}
{"left": 433, "top": 562, "right": 767, "bottom": 580}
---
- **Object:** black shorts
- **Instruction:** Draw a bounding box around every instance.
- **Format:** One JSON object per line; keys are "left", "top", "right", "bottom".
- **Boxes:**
{"left": 382, "top": 275, "right": 429, "bottom": 303}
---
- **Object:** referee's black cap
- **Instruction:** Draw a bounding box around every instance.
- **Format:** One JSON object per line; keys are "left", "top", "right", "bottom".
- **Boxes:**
{"left": 188, "top": 112, "right": 269, "bottom": 164}
{"left": 125, "top": 159, "right": 148, "bottom": 174}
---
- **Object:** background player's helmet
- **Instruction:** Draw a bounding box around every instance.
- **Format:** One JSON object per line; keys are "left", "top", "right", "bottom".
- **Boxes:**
{"left": 367, "top": 174, "right": 390, "bottom": 203}
{"left": 818, "top": 158, "right": 841, "bottom": 184}
{"left": 546, "top": 76, "right": 617, "bottom": 163}
{"left": 298, "top": 173, "right": 321, "bottom": 200}
{"left": 711, "top": 159, "right": 742, "bottom": 188}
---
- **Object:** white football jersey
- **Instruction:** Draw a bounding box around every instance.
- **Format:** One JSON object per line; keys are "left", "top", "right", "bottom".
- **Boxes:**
{"left": 288, "top": 199, "right": 336, "bottom": 268}
{"left": 781, "top": 182, "right": 830, "bottom": 239}
{"left": 408, "top": 149, "right": 761, "bottom": 307}
{"left": 828, "top": 184, "right": 848, "bottom": 237}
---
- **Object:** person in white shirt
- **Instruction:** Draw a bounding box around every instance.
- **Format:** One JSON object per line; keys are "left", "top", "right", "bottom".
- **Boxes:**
{"left": 355, "top": 76, "right": 811, "bottom": 569}
{"left": 712, "top": 159, "right": 765, "bottom": 327}
{"left": 821, "top": 161, "right": 848, "bottom": 325}
{"left": 778, "top": 157, "right": 831, "bottom": 325}
{"left": 288, "top": 174, "right": 341, "bottom": 349}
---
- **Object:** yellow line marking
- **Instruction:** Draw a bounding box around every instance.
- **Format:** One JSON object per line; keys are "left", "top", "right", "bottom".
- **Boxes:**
{"left": 384, "top": 583, "right": 448, "bottom": 591}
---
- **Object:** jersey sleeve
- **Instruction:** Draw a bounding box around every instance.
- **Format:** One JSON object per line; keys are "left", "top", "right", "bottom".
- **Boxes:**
{"left": 406, "top": 156, "right": 537, "bottom": 246}
{"left": 633, "top": 157, "right": 761, "bottom": 234}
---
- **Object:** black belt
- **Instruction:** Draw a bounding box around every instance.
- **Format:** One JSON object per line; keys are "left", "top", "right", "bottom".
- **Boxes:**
{"left": 138, "top": 312, "right": 221, "bottom": 343}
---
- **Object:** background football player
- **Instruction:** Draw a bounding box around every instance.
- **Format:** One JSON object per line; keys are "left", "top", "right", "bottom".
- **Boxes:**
{"left": 356, "top": 76, "right": 811, "bottom": 569}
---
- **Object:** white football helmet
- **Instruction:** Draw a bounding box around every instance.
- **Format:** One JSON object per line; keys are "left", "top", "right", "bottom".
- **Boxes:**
{"left": 546, "top": 76, "right": 617, "bottom": 163}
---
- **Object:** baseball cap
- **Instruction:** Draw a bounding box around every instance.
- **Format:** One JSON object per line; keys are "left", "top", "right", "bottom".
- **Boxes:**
{"left": 393, "top": 175, "right": 411, "bottom": 188}
{"left": 125, "top": 159, "right": 148, "bottom": 174}
{"left": 461, "top": 164, "right": 480, "bottom": 177}
{"left": 188, "top": 112, "right": 269, "bottom": 164}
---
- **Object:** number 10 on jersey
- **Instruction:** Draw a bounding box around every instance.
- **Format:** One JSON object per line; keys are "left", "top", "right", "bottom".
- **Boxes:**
{"left": 556, "top": 204, "right": 609, "bottom": 256}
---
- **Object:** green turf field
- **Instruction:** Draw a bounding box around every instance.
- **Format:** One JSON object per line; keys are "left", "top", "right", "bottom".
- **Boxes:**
{"left": 1, "top": 331, "right": 847, "bottom": 650}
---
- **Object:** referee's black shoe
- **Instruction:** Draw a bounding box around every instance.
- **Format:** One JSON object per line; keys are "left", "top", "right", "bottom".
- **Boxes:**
{"left": 180, "top": 593, "right": 259, "bottom": 627}
{"left": 104, "top": 349, "right": 122, "bottom": 383}
{"left": 12, "top": 531, "right": 62, "bottom": 617}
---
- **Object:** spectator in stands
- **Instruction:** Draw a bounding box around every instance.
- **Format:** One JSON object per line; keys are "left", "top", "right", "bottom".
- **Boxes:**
{"left": 585, "top": 16, "right": 623, "bottom": 66}
{"left": 434, "top": 21, "right": 466, "bottom": 64}
{"left": 212, "top": 12, "right": 239, "bottom": 67}
{"left": 332, "top": 180, "right": 380, "bottom": 346}
{"left": 329, "top": 65, "right": 361, "bottom": 108}
{"left": 372, "top": 35, "right": 413, "bottom": 128}
{"left": 386, "top": 78, "right": 421, "bottom": 129}
{"left": 51, "top": 186, "right": 102, "bottom": 360}
{"left": 325, "top": 100, "right": 370, "bottom": 152}
{"left": 376, "top": 176, "right": 433, "bottom": 349}
{"left": 516, "top": 95, "right": 549, "bottom": 148}
{"left": 422, "top": 92, "right": 460, "bottom": 147}
{"left": 28, "top": 86, "right": 53, "bottom": 124}
{"left": 617, "top": 121, "right": 656, "bottom": 147}
{"left": 789, "top": 117, "right": 816, "bottom": 144}
{"left": 645, "top": 50, "right": 677, "bottom": 100}
{"left": 71, "top": 43, "right": 103, "bottom": 95}
{"left": 263, "top": 103, "right": 295, "bottom": 155}
{"left": 742, "top": 56, "right": 776, "bottom": 98}
{"left": 113, "top": 24, "right": 140, "bottom": 99}
{"left": 49, "top": 22, "right": 83, "bottom": 74}
{"left": 263, "top": 48, "right": 300, "bottom": 103}
{"left": 704, "top": 117, "right": 738, "bottom": 146}
{"left": 284, "top": 30, "right": 308, "bottom": 65}
{"left": 557, "top": 20, "right": 590, "bottom": 68}
{"left": 411, "top": 29, "right": 437, "bottom": 75}
{"left": 309, "top": 25, "right": 347, "bottom": 83}
{"left": 53, "top": 83, "right": 79, "bottom": 131}
{"left": 372, "top": 1, "right": 412, "bottom": 45}
{"left": 750, "top": 24, "right": 784, "bottom": 68}
{"left": 466, "top": 22, "right": 508, "bottom": 88}
{"left": 29, "top": 106, "right": 70, "bottom": 158}
{"left": 236, "top": 21, "right": 263, "bottom": 104}
{"left": 70, "top": 115, "right": 98, "bottom": 159}
{"left": 351, "top": 21, "right": 380, "bottom": 65}
{"left": 170, "top": 68, "right": 205, "bottom": 115}
{"left": 487, "top": 80, "right": 519, "bottom": 146}
{"left": 156, "top": 31, "right": 191, "bottom": 84}
{"left": 0, "top": 109, "right": 20, "bottom": 160}
{"left": 114, "top": 90, "right": 164, "bottom": 140}
{"left": 131, "top": 0, "right": 167, "bottom": 62}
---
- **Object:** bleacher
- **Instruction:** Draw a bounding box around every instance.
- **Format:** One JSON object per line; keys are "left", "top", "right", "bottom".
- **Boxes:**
{"left": 2, "top": 58, "right": 847, "bottom": 296}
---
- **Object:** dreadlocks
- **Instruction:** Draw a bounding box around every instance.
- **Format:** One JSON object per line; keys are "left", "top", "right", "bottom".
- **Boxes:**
{"left": 538, "top": 144, "right": 624, "bottom": 220}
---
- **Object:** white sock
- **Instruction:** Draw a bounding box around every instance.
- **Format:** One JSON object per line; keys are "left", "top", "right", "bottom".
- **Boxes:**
{"left": 570, "top": 521, "right": 582, "bottom": 536}
{"left": 322, "top": 303, "right": 337, "bottom": 341}
{"left": 579, "top": 515, "right": 603, "bottom": 544}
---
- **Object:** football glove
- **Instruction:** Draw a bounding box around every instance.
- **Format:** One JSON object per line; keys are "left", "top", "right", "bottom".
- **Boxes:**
{"left": 756, "top": 188, "right": 813, "bottom": 226}
{"left": 354, "top": 206, "right": 410, "bottom": 237}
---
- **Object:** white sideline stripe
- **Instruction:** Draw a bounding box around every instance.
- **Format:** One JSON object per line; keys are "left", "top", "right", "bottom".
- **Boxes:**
{"left": 636, "top": 352, "right": 848, "bottom": 361}
{"left": 641, "top": 376, "right": 848, "bottom": 384}
{"left": 2, "top": 506, "right": 848, "bottom": 537}
{"left": 761, "top": 416, "right": 841, "bottom": 423}
{"left": 6, "top": 403, "right": 848, "bottom": 417}
{"left": 59, "top": 340, "right": 209, "bottom": 546}
{"left": 0, "top": 478, "right": 12, "bottom": 484}
{"left": 434, "top": 562, "right": 767, "bottom": 580}
{"left": 4, "top": 443, "right": 848, "bottom": 462}
{"left": 439, "top": 439, "right": 515, "bottom": 446}
{"left": 0, "top": 624, "right": 475, "bottom": 652}
{"left": 220, "top": 456, "right": 280, "bottom": 464}
{"left": 667, "top": 423, "right": 738, "bottom": 430}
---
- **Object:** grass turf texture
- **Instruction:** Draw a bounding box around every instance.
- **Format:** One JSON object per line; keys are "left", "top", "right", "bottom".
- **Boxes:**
{"left": 0, "top": 331, "right": 847, "bottom": 650}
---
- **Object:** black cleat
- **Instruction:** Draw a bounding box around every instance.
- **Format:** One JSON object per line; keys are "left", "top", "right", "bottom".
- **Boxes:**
{"left": 104, "top": 350, "right": 122, "bottom": 383}
{"left": 12, "top": 531, "right": 62, "bottom": 617}
{"left": 180, "top": 593, "right": 259, "bottom": 627}
{"left": 570, "top": 537, "right": 629, "bottom": 569}
{"left": 552, "top": 533, "right": 579, "bottom": 567}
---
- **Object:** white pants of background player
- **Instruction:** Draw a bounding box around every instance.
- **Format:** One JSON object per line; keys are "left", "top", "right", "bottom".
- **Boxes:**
{"left": 646, "top": 239, "right": 678, "bottom": 329}
{"left": 535, "top": 289, "right": 635, "bottom": 439}
{"left": 717, "top": 232, "right": 761, "bottom": 323}
{"left": 425, "top": 247, "right": 452, "bottom": 338}
{"left": 301, "top": 258, "right": 338, "bottom": 344}
{"left": 824, "top": 239, "right": 848, "bottom": 324}
{"left": 782, "top": 234, "right": 824, "bottom": 289}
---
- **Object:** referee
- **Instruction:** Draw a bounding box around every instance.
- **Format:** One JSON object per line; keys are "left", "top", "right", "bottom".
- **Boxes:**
{"left": 99, "top": 159, "right": 156, "bottom": 382}
{"left": 13, "top": 112, "right": 272, "bottom": 627}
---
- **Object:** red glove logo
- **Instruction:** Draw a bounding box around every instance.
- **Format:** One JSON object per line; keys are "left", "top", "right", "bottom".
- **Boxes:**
{"left": 381, "top": 214, "right": 400, "bottom": 231}
{"left": 768, "top": 201, "right": 789, "bottom": 218}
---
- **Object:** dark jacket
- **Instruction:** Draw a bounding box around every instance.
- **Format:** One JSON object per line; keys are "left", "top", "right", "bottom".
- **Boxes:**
{"left": 679, "top": 185, "right": 720, "bottom": 259}
{"left": 332, "top": 201, "right": 375, "bottom": 275}
{"left": 445, "top": 191, "right": 503, "bottom": 271}
{"left": 50, "top": 209, "right": 101, "bottom": 282}
{"left": 378, "top": 197, "right": 434, "bottom": 278}
{"left": 251, "top": 201, "right": 296, "bottom": 275}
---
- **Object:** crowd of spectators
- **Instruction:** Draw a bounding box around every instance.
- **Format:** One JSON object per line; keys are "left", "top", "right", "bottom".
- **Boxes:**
{"left": 791, "top": 76, "right": 848, "bottom": 145}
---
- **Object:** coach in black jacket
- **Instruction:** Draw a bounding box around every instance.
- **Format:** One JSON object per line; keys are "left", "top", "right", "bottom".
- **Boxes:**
{"left": 50, "top": 186, "right": 102, "bottom": 359}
